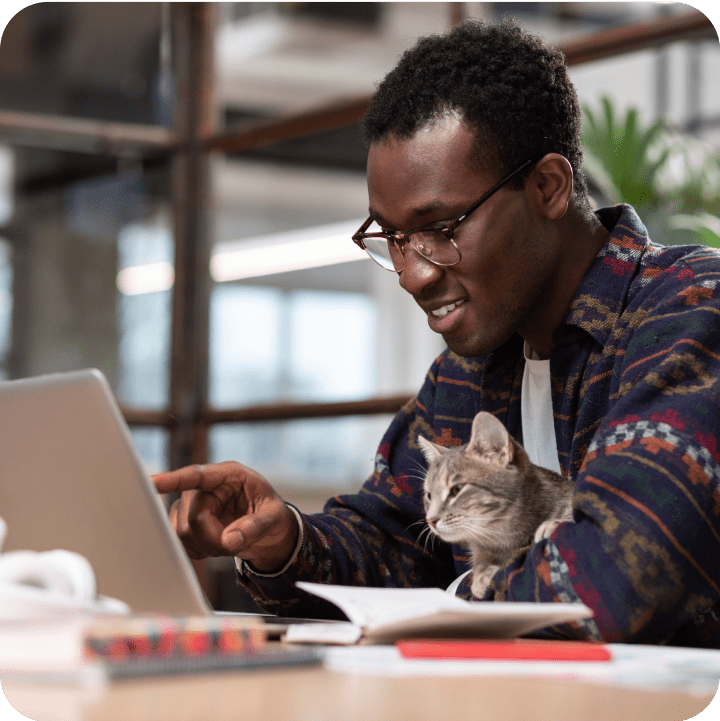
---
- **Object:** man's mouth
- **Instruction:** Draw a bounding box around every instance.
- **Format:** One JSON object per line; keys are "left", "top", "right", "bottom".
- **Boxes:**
{"left": 430, "top": 299, "right": 466, "bottom": 318}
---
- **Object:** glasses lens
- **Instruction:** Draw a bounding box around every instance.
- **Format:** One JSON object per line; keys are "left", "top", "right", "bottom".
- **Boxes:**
{"left": 362, "top": 236, "right": 403, "bottom": 271}
{"left": 409, "top": 229, "right": 460, "bottom": 266}
{"left": 357, "top": 221, "right": 403, "bottom": 270}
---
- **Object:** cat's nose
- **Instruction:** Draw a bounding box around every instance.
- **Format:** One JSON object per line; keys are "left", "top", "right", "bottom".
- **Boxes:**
{"left": 427, "top": 517, "right": 438, "bottom": 528}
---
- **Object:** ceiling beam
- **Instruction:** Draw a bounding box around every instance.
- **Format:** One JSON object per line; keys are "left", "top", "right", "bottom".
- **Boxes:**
{"left": 205, "top": 96, "right": 370, "bottom": 154}
{"left": 560, "top": 7, "right": 716, "bottom": 65}
{"left": 200, "top": 8, "right": 720, "bottom": 155}
{"left": 0, "top": 10, "right": 715, "bottom": 157}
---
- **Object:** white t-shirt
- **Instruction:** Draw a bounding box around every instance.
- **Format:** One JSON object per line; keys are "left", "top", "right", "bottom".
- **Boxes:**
{"left": 520, "top": 342, "right": 561, "bottom": 474}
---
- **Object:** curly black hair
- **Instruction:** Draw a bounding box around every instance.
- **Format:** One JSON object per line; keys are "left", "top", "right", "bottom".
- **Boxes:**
{"left": 362, "top": 18, "right": 589, "bottom": 204}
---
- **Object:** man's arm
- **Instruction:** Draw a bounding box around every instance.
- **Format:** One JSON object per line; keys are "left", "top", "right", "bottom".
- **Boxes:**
{"left": 235, "top": 356, "right": 464, "bottom": 618}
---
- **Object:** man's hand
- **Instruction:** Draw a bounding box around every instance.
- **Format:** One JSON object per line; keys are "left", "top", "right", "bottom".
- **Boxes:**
{"left": 151, "top": 461, "right": 299, "bottom": 574}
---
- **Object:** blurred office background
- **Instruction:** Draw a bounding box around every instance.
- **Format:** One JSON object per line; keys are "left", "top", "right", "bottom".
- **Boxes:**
{"left": 0, "top": 2, "right": 718, "bottom": 607}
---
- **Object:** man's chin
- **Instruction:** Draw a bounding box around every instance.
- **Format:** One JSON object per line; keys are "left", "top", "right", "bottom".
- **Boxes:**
{"left": 443, "top": 335, "right": 487, "bottom": 359}
{"left": 443, "top": 331, "right": 511, "bottom": 359}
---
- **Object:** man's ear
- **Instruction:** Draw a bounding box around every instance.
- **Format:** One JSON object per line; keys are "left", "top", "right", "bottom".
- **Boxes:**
{"left": 527, "top": 153, "right": 573, "bottom": 221}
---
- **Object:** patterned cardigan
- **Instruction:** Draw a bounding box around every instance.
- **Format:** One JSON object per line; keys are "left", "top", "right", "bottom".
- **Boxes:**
{"left": 238, "top": 204, "right": 720, "bottom": 647}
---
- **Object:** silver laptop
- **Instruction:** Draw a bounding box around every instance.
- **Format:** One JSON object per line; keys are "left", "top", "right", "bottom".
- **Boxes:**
{"left": 0, "top": 368, "right": 260, "bottom": 616}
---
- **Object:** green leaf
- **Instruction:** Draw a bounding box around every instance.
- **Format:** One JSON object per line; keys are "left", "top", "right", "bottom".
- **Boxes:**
{"left": 582, "top": 94, "right": 720, "bottom": 224}
{"left": 699, "top": 228, "right": 720, "bottom": 247}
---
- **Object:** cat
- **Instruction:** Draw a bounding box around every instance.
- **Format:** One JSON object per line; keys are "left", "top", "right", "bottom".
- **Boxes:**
{"left": 418, "top": 411, "right": 575, "bottom": 599}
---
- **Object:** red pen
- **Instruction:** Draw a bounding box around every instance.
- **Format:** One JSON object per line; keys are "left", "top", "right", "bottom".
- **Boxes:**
{"left": 396, "top": 639, "right": 612, "bottom": 662}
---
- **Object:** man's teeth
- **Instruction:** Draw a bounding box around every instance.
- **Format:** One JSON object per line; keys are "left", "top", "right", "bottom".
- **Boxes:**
{"left": 431, "top": 300, "right": 465, "bottom": 318}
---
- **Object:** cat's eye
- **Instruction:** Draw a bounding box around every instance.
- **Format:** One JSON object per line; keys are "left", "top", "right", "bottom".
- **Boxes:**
{"left": 448, "top": 485, "right": 464, "bottom": 498}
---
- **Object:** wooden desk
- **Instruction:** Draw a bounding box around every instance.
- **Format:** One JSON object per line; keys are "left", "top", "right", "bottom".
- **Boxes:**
{"left": 3, "top": 662, "right": 715, "bottom": 721}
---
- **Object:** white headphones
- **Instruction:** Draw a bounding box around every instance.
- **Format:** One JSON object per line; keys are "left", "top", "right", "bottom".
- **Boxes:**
{"left": 0, "top": 516, "right": 129, "bottom": 619}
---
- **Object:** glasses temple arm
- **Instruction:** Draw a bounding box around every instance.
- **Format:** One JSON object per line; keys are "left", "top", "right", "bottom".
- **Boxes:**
{"left": 455, "top": 159, "right": 534, "bottom": 225}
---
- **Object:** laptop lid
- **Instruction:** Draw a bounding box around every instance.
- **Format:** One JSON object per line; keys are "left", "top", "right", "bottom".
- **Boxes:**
{"left": 0, "top": 369, "right": 212, "bottom": 616}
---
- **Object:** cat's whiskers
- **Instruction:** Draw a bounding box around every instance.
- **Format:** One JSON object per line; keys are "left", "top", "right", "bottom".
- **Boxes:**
{"left": 464, "top": 514, "right": 515, "bottom": 531}
{"left": 408, "top": 518, "right": 443, "bottom": 554}
{"left": 408, "top": 458, "right": 431, "bottom": 480}
{"left": 409, "top": 455, "right": 430, "bottom": 472}
{"left": 468, "top": 513, "right": 517, "bottom": 525}
{"left": 418, "top": 524, "right": 440, "bottom": 554}
{"left": 407, "top": 518, "right": 427, "bottom": 533}
{"left": 407, "top": 473, "right": 429, "bottom": 485}
{"left": 409, "top": 519, "right": 431, "bottom": 544}
{"left": 449, "top": 512, "right": 499, "bottom": 528}
{"left": 461, "top": 522, "right": 516, "bottom": 548}
{"left": 461, "top": 516, "right": 513, "bottom": 538}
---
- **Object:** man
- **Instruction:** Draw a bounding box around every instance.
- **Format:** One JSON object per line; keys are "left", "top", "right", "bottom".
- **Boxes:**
{"left": 153, "top": 20, "right": 720, "bottom": 646}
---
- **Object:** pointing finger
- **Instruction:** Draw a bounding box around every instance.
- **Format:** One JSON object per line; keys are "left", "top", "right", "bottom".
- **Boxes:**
{"left": 152, "top": 463, "right": 231, "bottom": 495}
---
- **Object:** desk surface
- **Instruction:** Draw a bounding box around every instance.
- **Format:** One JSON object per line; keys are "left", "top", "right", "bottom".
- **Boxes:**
{"left": 3, "top": 661, "right": 715, "bottom": 721}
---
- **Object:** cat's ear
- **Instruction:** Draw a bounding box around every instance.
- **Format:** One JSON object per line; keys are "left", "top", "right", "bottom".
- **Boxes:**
{"left": 468, "top": 412, "right": 514, "bottom": 467}
{"left": 418, "top": 435, "right": 447, "bottom": 463}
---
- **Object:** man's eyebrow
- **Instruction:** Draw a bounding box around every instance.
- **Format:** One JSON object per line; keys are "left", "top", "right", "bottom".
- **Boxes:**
{"left": 368, "top": 201, "right": 455, "bottom": 228}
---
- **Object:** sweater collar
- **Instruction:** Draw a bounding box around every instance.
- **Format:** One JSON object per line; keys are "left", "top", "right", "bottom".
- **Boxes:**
{"left": 557, "top": 204, "right": 653, "bottom": 349}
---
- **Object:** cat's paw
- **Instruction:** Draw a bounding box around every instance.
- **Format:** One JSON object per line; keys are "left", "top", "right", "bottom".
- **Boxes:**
{"left": 534, "top": 519, "right": 562, "bottom": 543}
{"left": 470, "top": 565, "right": 498, "bottom": 598}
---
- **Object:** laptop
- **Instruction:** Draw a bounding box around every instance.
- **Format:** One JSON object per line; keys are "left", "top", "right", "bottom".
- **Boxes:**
{"left": 0, "top": 368, "right": 263, "bottom": 617}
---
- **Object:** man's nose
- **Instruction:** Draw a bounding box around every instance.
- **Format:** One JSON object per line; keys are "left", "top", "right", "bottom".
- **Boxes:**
{"left": 398, "top": 244, "right": 443, "bottom": 296}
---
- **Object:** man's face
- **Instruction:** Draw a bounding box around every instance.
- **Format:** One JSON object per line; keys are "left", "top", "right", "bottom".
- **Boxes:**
{"left": 366, "top": 116, "right": 561, "bottom": 358}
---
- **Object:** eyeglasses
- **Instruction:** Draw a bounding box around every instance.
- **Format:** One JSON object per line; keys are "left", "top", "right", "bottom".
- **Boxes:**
{"left": 352, "top": 160, "right": 533, "bottom": 272}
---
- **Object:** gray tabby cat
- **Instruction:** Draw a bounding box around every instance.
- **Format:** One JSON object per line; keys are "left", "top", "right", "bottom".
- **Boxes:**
{"left": 418, "top": 411, "right": 575, "bottom": 598}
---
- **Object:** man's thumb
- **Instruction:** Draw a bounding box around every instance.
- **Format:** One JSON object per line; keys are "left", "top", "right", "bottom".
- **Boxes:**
{"left": 221, "top": 518, "right": 250, "bottom": 555}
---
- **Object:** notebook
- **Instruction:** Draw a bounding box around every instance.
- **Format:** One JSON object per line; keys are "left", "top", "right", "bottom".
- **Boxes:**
{"left": 0, "top": 368, "right": 261, "bottom": 617}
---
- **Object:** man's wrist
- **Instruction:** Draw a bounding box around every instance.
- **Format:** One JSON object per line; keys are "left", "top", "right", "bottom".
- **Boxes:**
{"left": 235, "top": 504, "right": 304, "bottom": 578}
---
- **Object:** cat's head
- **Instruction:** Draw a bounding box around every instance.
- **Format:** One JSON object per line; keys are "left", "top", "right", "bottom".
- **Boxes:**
{"left": 417, "top": 412, "right": 524, "bottom": 548}
{"left": 418, "top": 411, "right": 514, "bottom": 470}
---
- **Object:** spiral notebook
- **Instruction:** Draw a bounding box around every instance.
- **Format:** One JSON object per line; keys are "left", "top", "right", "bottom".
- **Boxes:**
{"left": 0, "top": 612, "right": 323, "bottom": 681}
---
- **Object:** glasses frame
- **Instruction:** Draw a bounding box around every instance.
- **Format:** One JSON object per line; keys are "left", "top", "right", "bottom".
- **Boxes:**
{"left": 353, "top": 159, "right": 534, "bottom": 272}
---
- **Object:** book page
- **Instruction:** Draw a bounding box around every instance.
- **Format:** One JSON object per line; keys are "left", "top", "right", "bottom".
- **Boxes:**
{"left": 293, "top": 582, "right": 595, "bottom": 645}
{"left": 296, "top": 583, "right": 468, "bottom": 627}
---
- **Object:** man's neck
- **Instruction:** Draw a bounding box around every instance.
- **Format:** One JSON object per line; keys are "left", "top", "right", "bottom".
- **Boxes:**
{"left": 521, "top": 209, "right": 610, "bottom": 359}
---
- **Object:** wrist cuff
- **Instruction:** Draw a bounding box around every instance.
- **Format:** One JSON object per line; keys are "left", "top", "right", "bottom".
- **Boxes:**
{"left": 234, "top": 504, "right": 304, "bottom": 578}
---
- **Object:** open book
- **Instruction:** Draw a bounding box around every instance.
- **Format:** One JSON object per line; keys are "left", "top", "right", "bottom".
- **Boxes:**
{"left": 284, "top": 582, "right": 594, "bottom": 645}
